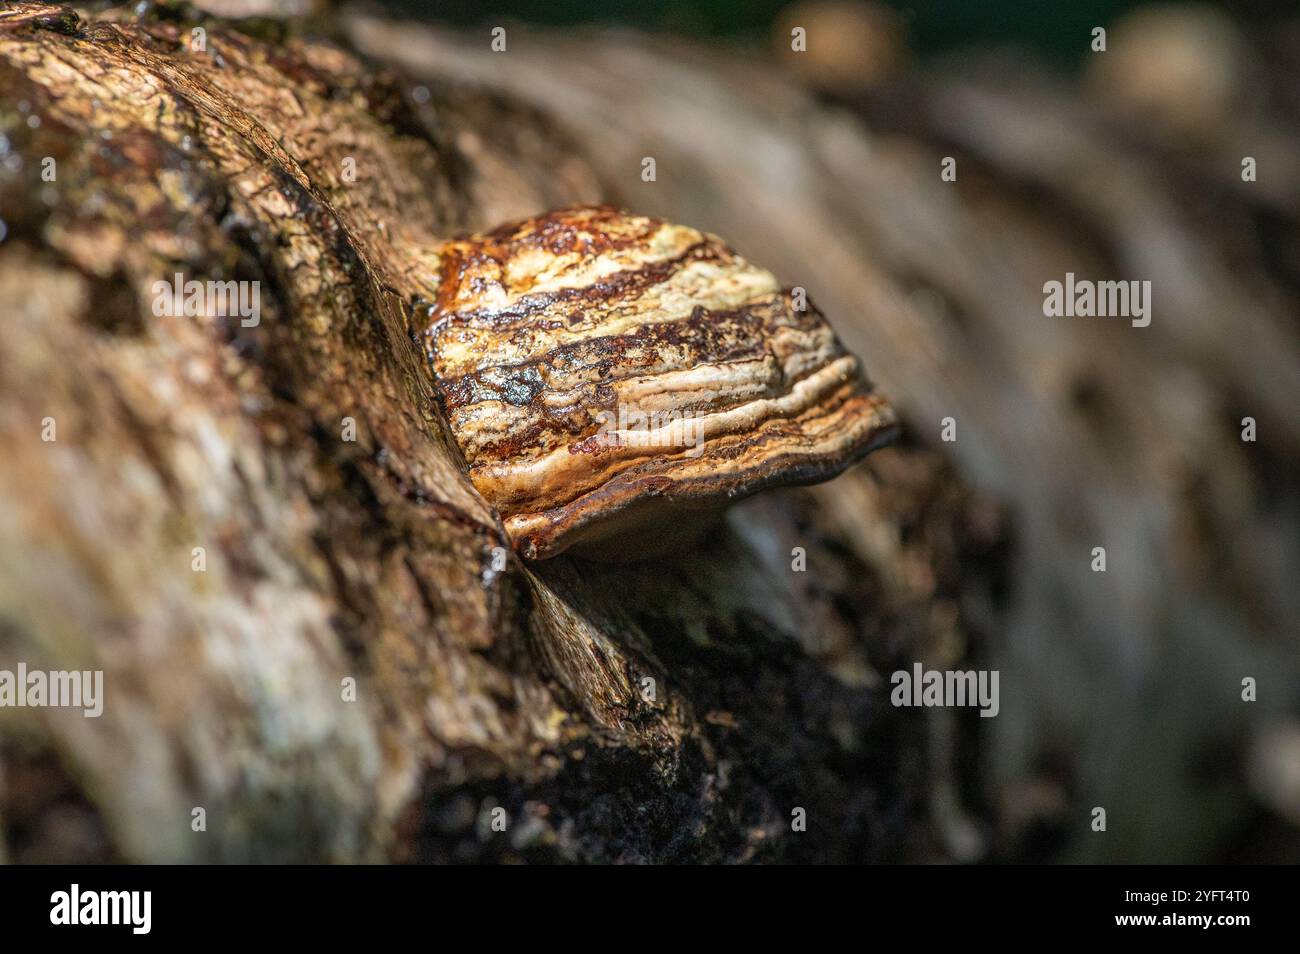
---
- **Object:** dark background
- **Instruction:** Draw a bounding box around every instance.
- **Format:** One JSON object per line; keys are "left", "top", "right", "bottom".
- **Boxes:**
{"left": 387, "top": 0, "right": 1292, "bottom": 60}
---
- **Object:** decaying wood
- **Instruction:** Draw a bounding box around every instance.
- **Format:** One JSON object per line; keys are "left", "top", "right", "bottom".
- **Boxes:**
{"left": 1, "top": 1, "right": 1296, "bottom": 864}
{"left": 0, "top": 2, "right": 993, "bottom": 863}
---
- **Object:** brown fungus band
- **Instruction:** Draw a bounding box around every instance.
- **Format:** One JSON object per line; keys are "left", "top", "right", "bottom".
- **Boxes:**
{"left": 417, "top": 204, "right": 897, "bottom": 560}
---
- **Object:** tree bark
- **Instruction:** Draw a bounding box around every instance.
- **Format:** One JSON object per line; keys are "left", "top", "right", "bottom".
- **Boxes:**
{"left": 2, "top": 1, "right": 1296, "bottom": 864}
{"left": 0, "top": 1, "right": 995, "bottom": 863}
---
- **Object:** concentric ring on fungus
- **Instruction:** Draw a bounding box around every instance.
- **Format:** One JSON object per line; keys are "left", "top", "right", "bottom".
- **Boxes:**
{"left": 418, "top": 204, "right": 898, "bottom": 560}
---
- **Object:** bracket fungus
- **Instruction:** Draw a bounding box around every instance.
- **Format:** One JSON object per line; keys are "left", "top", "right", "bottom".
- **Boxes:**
{"left": 417, "top": 205, "right": 897, "bottom": 560}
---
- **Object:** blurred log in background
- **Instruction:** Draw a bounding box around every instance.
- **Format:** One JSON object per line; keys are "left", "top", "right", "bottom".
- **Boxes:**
{"left": 0, "top": 0, "right": 1297, "bottom": 862}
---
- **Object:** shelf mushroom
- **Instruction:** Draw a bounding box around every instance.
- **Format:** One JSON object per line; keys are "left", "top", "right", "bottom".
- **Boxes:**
{"left": 417, "top": 204, "right": 897, "bottom": 560}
